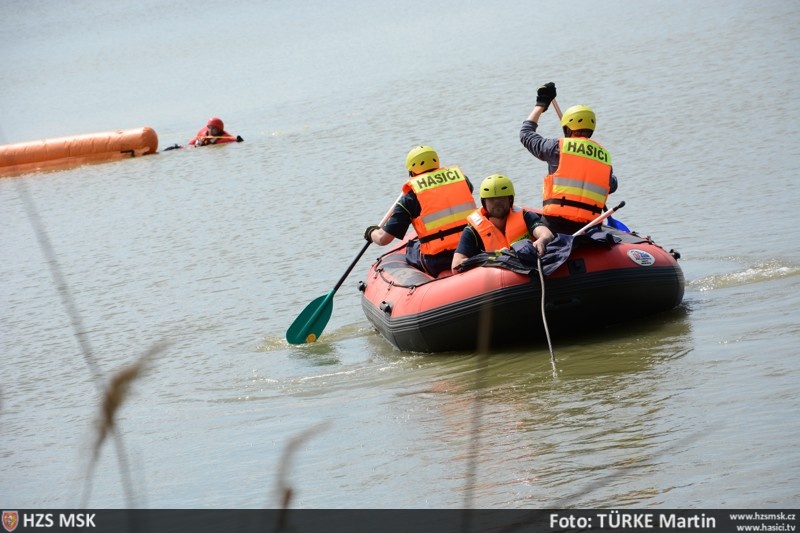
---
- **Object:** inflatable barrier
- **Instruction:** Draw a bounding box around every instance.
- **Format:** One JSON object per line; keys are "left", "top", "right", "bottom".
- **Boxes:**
{"left": 0, "top": 126, "right": 159, "bottom": 178}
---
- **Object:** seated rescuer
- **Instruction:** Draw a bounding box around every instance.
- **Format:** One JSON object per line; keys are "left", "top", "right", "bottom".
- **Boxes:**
{"left": 364, "top": 146, "right": 476, "bottom": 278}
{"left": 451, "top": 174, "right": 554, "bottom": 272}
{"left": 520, "top": 82, "right": 618, "bottom": 235}
{"left": 189, "top": 117, "right": 240, "bottom": 146}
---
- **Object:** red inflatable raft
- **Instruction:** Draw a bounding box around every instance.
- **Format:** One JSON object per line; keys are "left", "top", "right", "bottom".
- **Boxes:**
{"left": 0, "top": 126, "right": 158, "bottom": 178}
{"left": 359, "top": 224, "right": 684, "bottom": 353}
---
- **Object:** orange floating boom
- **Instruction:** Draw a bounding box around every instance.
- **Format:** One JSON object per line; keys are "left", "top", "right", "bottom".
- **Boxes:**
{"left": 0, "top": 126, "right": 159, "bottom": 178}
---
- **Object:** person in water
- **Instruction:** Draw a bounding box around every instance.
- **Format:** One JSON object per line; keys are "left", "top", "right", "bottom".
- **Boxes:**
{"left": 189, "top": 117, "right": 242, "bottom": 146}
{"left": 364, "top": 145, "right": 476, "bottom": 278}
{"left": 451, "top": 174, "right": 553, "bottom": 272}
{"left": 520, "top": 82, "right": 618, "bottom": 235}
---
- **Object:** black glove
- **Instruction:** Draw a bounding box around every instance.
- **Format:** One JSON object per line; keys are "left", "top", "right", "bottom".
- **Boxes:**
{"left": 536, "top": 82, "right": 557, "bottom": 110}
{"left": 236, "top": 135, "right": 244, "bottom": 142}
{"left": 364, "top": 225, "right": 380, "bottom": 242}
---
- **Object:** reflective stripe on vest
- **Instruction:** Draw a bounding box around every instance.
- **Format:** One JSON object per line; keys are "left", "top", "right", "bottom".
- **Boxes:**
{"left": 403, "top": 166, "right": 476, "bottom": 255}
{"left": 542, "top": 137, "right": 612, "bottom": 223}
{"left": 466, "top": 206, "right": 530, "bottom": 252}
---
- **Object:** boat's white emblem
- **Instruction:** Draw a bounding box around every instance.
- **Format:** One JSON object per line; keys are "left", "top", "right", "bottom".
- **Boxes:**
{"left": 627, "top": 248, "right": 655, "bottom": 266}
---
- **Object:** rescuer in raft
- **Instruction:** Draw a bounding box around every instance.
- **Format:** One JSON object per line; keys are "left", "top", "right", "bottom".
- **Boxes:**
{"left": 451, "top": 174, "right": 554, "bottom": 272}
{"left": 364, "top": 145, "right": 476, "bottom": 278}
{"left": 188, "top": 117, "right": 242, "bottom": 146}
{"left": 520, "top": 82, "right": 618, "bottom": 235}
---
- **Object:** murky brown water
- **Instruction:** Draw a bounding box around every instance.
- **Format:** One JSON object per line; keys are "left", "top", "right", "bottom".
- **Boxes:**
{"left": 2, "top": 0, "right": 798, "bottom": 508}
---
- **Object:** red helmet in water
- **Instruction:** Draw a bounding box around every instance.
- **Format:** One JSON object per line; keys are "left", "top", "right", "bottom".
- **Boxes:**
{"left": 207, "top": 117, "right": 224, "bottom": 130}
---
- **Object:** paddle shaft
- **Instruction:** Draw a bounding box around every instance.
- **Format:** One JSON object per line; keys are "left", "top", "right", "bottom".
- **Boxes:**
{"left": 332, "top": 241, "right": 371, "bottom": 293}
{"left": 572, "top": 201, "right": 626, "bottom": 236}
{"left": 551, "top": 98, "right": 562, "bottom": 119}
{"left": 332, "top": 192, "right": 402, "bottom": 290}
{"left": 286, "top": 192, "right": 403, "bottom": 344}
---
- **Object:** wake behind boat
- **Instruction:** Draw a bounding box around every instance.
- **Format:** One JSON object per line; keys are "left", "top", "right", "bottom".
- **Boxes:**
{"left": 358, "top": 224, "right": 684, "bottom": 353}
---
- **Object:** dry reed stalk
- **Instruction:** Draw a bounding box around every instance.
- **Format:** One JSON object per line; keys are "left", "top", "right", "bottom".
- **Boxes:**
{"left": 92, "top": 342, "right": 167, "bottom": 462}
{"left": 274, "top": 421, "right": 331, "bottom": 530}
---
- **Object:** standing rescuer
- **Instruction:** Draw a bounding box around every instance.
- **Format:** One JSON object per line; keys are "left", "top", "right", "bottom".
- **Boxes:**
{"left": 520, "top": 82, "right": 618, "bottom": 235}
{"left": 364, "top": 145, "right": 476, "bottom": 278}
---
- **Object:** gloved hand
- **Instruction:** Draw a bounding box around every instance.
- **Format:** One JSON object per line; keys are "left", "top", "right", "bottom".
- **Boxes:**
{"left": 364, "top": 225, "right": 380, "bottom": 242}
{"left": 536, "top": 82, "right": 557, "bottom": 110}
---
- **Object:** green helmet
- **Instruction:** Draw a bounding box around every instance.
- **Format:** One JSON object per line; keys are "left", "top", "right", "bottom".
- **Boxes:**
{"left": 405, "top": 145, "right": 439, "bottom": 174}
{"left": 479, "top": 174, "right": 515, "bottom": 199}
{"left": 560, "top": 104, "right": 596, "bottom": 132}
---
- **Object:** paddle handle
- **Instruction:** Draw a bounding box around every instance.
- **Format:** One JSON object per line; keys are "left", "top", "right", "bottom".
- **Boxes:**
{"left": 572, "top": 201, "right": 626, "bottom": 236}
{"left": 552, "top": 98, "right": 562, "bottom": 119}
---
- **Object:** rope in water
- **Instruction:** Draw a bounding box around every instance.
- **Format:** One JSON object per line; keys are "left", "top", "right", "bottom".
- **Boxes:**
{"left": 537, "top": 255, "right": 556, "bottom": 370}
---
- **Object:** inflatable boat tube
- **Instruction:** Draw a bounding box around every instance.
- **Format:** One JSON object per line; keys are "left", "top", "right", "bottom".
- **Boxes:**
{"left": 360, "top": 226, "right": 685, "bottom": 352}
{"left": 0, "top": 126, "right": 159, "bottom": 178}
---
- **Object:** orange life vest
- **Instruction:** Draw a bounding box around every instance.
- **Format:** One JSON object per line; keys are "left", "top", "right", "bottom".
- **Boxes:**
{"left": 402, "top": 166, "right": 476, "bottom": 255}
{"left": 465, "top": 206, "right": 530, "bottom": 252}
{"left": 542, "top": 137, "right": 612, "bottom": 223}
{"left": 189, "top": 127, "right": 237, "bottom": 146}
